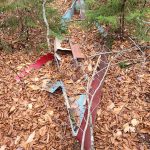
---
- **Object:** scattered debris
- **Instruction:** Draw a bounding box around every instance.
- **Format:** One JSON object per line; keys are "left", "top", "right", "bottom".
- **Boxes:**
{"left": 54, "top": 38, "right": 71, "bottom": 53}
{"left": 0, "top": 0, "right": 149, "bottom": 149}
{"left": 69, "top": 39, "right": 85, "bottom": 60}
{"left": 49, "top": 80, "right": 87, "bottom": 136}
{"left": 15, "top": 53, "right": 54, "bottom": 82}
{"left": 77, "top": 54, "right": 108, "bottom": 149}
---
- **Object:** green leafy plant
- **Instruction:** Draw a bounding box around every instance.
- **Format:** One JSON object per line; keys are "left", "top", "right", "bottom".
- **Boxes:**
{"left": 119, "top": 61, "right": 129, "bottom": 68}
{"left": 85, "top": 0, "right": 149, "bottom": 40}
{"left": 0, "top": 0, "right": 63, "bottom": 51}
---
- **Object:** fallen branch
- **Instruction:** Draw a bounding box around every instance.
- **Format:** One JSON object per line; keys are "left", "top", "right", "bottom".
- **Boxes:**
{"left": 42, "top": 0, "right": 51, "bottom": 51}
{"left": 128, "top": 37, "right": 146, "bottom": 65}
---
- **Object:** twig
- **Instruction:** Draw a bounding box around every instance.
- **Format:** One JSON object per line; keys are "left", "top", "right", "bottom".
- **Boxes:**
{"left": 128, "top": 37, "right": 146, "bottom": 65}
{"left": 81, "top": 55, "right": 102, "bottom": 150}
{"left": 89, "top": 45, "right": 150, "bottom": 59}
{"left": 42, "top": 0, "right": 51, "bottom": 52}
{"left": 42, "top": 0, "right": 60, "bottom": 70}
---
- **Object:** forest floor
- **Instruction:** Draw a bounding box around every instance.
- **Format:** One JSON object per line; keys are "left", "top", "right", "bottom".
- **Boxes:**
{"left": 0, "top": 0, "right": 150, "bottom": 150}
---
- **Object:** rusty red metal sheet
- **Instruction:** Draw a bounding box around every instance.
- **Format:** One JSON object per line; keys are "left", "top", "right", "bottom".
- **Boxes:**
{"left": 76, "top": 54, "right": 108, "bottom": 150}
{"left": 69, "top": 40, "right": 85, "bottom": 59}
{"left": 15, "top": 53, "right": 54, "bottom": 82}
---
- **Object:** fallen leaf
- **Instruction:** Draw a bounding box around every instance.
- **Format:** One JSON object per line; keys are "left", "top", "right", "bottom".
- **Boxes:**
{"left": 113, "top": 103, "right": 125, "bottom": 114}
{"left": 129, "top": 126, "right": 136, "bottom": 132}
{"left": 27, "top": 103, "right": 33, "bottom": 110}
{"left": 30, "top": 98, "right": 37, "bottom": 102}
{"left": 47, "top": 110, "right": 54, "bottom": 116}
{"left": 107, "top": 102, "right": 115, "bottom": 110}
{"left": 39, "top": 126, "right": 47, "bottom": 136}
{"left": 123, "top": 123, "right": 136, "bottom": 133}
{"left": 131, "top": 118, "right": 139, "bottom": 127}
{"left": 97, "top": 109, "right": 101, "bottom": 116}
{"left": 123, "top": 123, "right": 130, "bottom": 133}
{"left": 41, "top": 79, "right": 51, "bottom": 91}
{"left": 123, "top": 144, "right": 131, "bottom": 150}
{"left": 29, "top": 85, "right": 40, "bottom": 90}
{"left": 31, "top": 77, "right": 39, "bottom": 82}
{"left": 114, "top": 129, "right": 122, "bottom": 138}
{"left": 120, "top": 45, "right": 124, "bottom": 49}
{"left": 16, "top": 147, "right": 24, "bottom": 150}
{"left": 15, "top": 136, "right": 21, "bottom": 145}
{"left": 0, "top": 145, "right": 6, "bottom": 150}
{"left": 65, "top": 80, "right": 73, "bottom": 84}
{"left": 12, "top": 97, "right": 19, "bottom": 102}
{"left": 9, "top": 106, "right": 16, "bottom": 113}
{"left": 17, "top": 64, "right": 26, "bottom": 70}
{"left": 26, "top": 131, "right": 35, "bottom": 144}
{"left": 88, "top": 64, "right": 92, "bottom": 72}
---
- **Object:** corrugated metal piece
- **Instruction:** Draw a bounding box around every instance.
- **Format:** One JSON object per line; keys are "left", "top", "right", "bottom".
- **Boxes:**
{"left": 76, "top": 54, "right": 108, "bottom": 150}
{"left": 15, "top": 53, "right": 54, "bottom": 82}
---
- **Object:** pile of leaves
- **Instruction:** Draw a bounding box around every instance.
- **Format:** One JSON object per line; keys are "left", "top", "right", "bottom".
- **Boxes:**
{"left": 0, "top": 0, "right": 150, "bottom": 150}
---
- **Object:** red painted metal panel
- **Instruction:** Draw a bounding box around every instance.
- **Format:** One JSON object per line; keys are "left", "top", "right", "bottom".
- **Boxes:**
{"left": 76, "top": 54, "right": 108, "bottom": 149}
{"left": 15, "top": 53, "right": 54, "bottom": 82}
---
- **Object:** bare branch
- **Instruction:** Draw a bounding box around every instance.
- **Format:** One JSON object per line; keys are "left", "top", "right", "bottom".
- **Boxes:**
{"left": 42, "top": 0, "right": 51, "bottom": 51}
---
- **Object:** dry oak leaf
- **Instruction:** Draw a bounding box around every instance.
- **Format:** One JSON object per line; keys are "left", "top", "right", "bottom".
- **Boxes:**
{"left": 114, "top": 129, "right": 122, "bottom": 138}
{"left": 131, "top": 118, "right": 139, "bottom": 127}
{"left": 113, "top": 103, "right": 125, "bottom": 114}
{"left": 97, "top": 109, "right": 101, "bottom": 116}
{"left": 26, "top": 131, "right": 35, "bottom": 144}
{"left": 27, "top": 103, "right": 33, "bottom": 110}
{"left": 88, "top": 64, "right": 93, "bottom": 72}
{"left": 9, "top": 106, "right": 16, "bottom": 113}
{"left": 39, "top": 126, "right": 47, "bottom": 137}
{"left": 123, "top": 123, "right": 136, "bottom": 133}
{"left": 0, "top": 145, "right": 6, "bottom": 150}
{"left": 107, "top": 102, "right": 115, "bottom": 110}
{"left": 29, "top": 85, "right": 40, "bottom": 90}
{"left": 123, "top": 144, "right": 131, "bottom": 150}
{"left": 17, "top": 64, "right": 26, "bottom": 70}
{"left": 15, "top": 136, "right": 21, "bottom": 145}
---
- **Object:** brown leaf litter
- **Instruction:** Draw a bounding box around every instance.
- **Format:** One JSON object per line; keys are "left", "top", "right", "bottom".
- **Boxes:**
{"left": 0, "top": 0, "right": 150, "bottom": 149}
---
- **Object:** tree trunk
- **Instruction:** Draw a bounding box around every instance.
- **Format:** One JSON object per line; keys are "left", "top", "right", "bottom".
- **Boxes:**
{"left": 120, "top": 0, "right": 127, "bottom": 38}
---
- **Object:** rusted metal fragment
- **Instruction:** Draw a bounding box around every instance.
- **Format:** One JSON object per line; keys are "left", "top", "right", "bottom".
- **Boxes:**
{"left": 54, "top": 38, "right": 71, "bottom": 53}
{"left": 69, "top": 40, "right": 85, "bottom": 59}
{"left": 54, "top": 38, "right": 71, "bottom": 60}
{"left": 76, "top": 54, "right": 108, "bottom": 150}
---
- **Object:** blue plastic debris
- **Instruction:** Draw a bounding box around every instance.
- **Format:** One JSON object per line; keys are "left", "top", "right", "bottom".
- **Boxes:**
{"left": 49, "top": 81, "right": 63, "bottom": 93}
{"left": 62, "top": 0, "right": 76, "bottom": 22}
{"left": 61, "top": 0, "right": 77, "bottom": 30}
